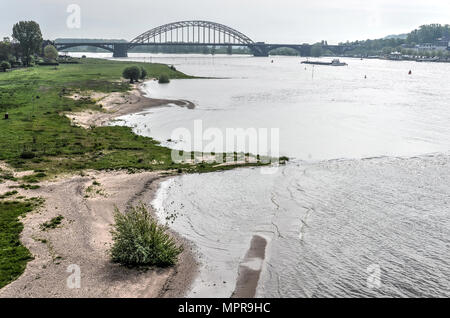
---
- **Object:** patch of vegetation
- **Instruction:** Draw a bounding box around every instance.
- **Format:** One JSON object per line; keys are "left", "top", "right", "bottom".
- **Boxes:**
{"left": 0, "top": 199, "right": 42, "bottom": 288}
{"left": 110, "top": 203, "right": 182, "bottom": 267}
{"left": 84, "top": 180, "right": 106, "bottom": 198}
{"left": 0, "top": 190, "right": 18, "bottom": 199}
{"left": 34, "top": 237, "right": 47, "bottom": 244}
{"left": 40, "top": 215, "right": 64, "bottom": 231}
{"left": 0, "top": 171, "right": 17, "bottom": 182}
{"left": 20, "top": 172, "right": 46, "bottom": 184}
{"left": 8, "top": 184, "right": 41, "bottom": 190}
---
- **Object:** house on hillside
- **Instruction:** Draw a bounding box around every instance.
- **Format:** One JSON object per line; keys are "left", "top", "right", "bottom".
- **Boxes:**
{"left": 415, "top": 42, "right": 448, "bottom": 52}
{"left": 434, "top": 36, "right": 450, "bottom": 50}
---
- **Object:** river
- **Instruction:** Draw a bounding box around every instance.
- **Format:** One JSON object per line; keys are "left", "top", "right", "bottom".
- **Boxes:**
{"left": 72, "top": 53, "right": 450, "bottom": 297}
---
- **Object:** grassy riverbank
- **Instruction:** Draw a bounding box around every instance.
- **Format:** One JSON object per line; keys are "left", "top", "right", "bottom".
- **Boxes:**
{"left": 0, "top": 58, "right": 263, "bottom": 179}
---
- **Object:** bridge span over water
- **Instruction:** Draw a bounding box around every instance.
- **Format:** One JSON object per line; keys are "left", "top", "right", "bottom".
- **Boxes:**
{"left": 55, "top": 20, "right": 353, "bottom": 57}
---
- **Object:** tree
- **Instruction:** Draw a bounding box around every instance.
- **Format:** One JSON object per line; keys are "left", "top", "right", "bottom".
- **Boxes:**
{"left": 140, "top": 67, "right": 147, "bottom": 80}
{"left": 382, "top": 47, "right": 393, "bottom": 55}
{"left": 0, "top": 41, "right": 12, "bottom": 62}
{"left": 311, "top": 44, "right": 323, "bottom": 57}
{"left": 44, "top": 44, "right": 58, "bottom": 61}
{"left": 122, "top": 66, "right": 141, "bottom": 83}
{"left": 12, "top": 21, "right": 43, "bottom": 66}
{"left": 407, "top": 24, "right": 450, "bottom": 44}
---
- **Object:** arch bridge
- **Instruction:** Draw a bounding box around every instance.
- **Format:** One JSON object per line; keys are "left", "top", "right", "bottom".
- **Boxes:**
{"left": 55, "top": 20, "right": 351, "bottom": 57}
{"left": 129, "top": 20, "right": 269, "bottom": 56}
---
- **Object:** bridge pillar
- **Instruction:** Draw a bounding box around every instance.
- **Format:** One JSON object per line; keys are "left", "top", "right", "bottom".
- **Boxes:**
{"left": 298, "top": 45, "right": 312, "bottom": 57}
{"left": 249, "top": 43, "right": 269, "bottom": 57}
{"left": 113, "top": 43, "right": 129, "bottom": 58}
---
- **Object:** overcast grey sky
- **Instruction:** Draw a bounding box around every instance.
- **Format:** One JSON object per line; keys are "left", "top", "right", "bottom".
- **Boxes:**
{"left": 1, "top": 0, "right": 450, "bottom": 44}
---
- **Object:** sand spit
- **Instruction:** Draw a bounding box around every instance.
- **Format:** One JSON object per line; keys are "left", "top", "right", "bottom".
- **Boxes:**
{"left": 65, "top": 83, "right": 195, "bottom": 129}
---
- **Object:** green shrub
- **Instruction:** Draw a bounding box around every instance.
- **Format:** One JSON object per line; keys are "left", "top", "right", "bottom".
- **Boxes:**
{"left": 0, "top": 190, "right": 18, "bottom": 199}
{"left": 1, "top": 61, "right": 11, "bottom": 72}
{"left": 20, "top": 151, "right": 35, "bottom": 159}
{"left": 37, "top": 61, "right": 59, "bottom": 66}
{"left": 140, "top": 67, "right": 147, "bottom": 80}
{"left": 158, "top": 74, "right": 170, "bottom": 84}
{"left": 110, "top": 204, "right": 182, "bottom": 267}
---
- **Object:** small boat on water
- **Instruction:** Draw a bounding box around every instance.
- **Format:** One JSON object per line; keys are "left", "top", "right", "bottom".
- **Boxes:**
{"left": 301, "top": 59, "right": 348, "bottom": 66}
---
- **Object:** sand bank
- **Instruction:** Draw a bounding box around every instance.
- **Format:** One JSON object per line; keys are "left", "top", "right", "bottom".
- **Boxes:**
{"left": 65, "top": 82, "right": 195, "bottom": 129}
{"left": 0, "top": 167, "right": 196, "bottom": 298}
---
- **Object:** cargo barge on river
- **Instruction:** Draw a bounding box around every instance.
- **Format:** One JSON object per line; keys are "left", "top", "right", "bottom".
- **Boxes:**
{"left": 301, "top": 59, "right": 348, "bottom": 66}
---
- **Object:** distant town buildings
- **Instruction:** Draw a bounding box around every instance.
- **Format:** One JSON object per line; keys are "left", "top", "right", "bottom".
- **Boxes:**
{"left": 413, "top": 36, "right": 450, "bottom": 52}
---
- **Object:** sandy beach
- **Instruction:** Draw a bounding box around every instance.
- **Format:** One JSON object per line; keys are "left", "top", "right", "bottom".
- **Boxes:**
{"left": 0, "top": 84, "right": 198, "bottom": 298}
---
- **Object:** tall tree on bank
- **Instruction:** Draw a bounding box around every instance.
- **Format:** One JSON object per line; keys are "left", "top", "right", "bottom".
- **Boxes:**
{"left": 12, "top": 21, "right": 43, "bottom": 66}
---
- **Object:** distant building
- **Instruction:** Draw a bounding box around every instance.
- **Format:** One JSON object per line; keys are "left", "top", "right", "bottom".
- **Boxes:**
{"left": 415, "top": 42, "right": 448, "bottom": 52}
{"left": 434, "top": 36, "right": 450, "bottom": 50}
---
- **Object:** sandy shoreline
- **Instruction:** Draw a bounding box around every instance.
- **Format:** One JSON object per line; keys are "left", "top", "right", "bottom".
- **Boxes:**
{"left": 0, "top": 84, "right": 198, "bottom": 298}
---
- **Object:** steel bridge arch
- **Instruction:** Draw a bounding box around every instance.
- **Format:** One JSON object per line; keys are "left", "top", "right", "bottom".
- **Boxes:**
{"left": 130, "top": 20, "right": 255, "bottom": 47}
